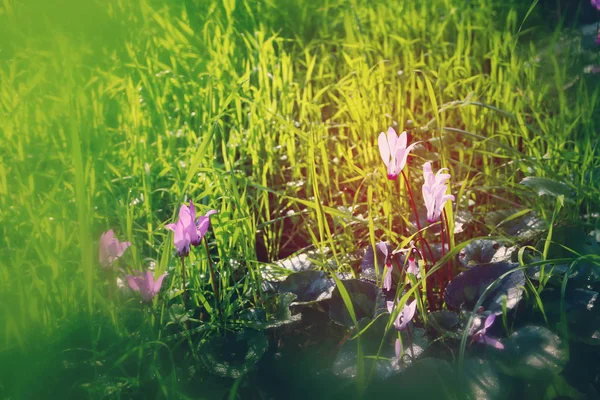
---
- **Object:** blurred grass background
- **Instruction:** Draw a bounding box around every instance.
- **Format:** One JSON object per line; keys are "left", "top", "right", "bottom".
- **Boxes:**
{"left": 0, "top": 0, "right": 599, "bottom": 397}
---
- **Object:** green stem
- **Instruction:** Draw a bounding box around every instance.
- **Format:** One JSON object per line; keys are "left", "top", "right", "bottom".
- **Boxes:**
{"left": 204, "top": 237, "right": 224, "bottom": 324}
{"left": 180, "top": 256, "right": 188, "bottom": 309}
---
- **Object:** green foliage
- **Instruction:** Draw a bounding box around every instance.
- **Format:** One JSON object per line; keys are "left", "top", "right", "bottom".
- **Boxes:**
{"left": 1, "top": 0, "right": 599, "bottom": 397}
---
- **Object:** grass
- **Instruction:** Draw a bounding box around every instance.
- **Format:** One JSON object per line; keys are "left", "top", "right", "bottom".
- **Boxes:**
{"left": 0, "top": 0, "right": 599, "bottom": 397}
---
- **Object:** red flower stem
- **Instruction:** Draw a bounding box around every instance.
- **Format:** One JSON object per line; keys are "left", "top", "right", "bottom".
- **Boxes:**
{"left": 204, "top": 237, "right": 224, "bottom": 324}
{"left": 439, "top": 219, "right": 447, "bottom": 303}
{"left": 401, "top": 170, "right": 421, "bottom": 232}
{"left": 443, "top": 208, "right": 453, "bottom": 277}
{"left": 414, "top": 236, "right": 437, "bottom": 310}
{"left": 401, "top": 170, "right": 436, "bottom": 310}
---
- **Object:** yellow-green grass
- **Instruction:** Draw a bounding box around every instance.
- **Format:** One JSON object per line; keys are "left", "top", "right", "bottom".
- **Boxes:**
{"left": 0, "top": 0, "right": 598, "bottom": 396}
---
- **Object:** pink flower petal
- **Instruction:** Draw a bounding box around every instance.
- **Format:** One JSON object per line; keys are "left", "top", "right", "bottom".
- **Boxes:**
{"left": 395, "top": 338, "right": 402, "bottom": 359}
{"left": 383, "top": 267, "right": 392, "bottom": 291}
{"left": 154, "top": 273, "right": 169, "bottom": 293}
{"left": 378, "top": 131, "right": 391, "bottom": 166}
{"left": 386, "top": 127, "right": 398, "bottom": 153}
{"left": 126, "top": 275, "right": 140, "bottom": 291}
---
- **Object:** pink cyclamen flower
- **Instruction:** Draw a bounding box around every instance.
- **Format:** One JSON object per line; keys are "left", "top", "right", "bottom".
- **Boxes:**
{"left": 471, "top": 314, "right": 504, "bottom": 350}
{"left": 126, "top": 270, "right": 168, "bottom": 302}
{"left": 593, "top": 0, "right": 600, "bottom": 11}
{"left": 388, "top": 299, "right": 418, "bottom": 358}
{"left": 378, "top": 241, "right": 393, "bottom": 291}
{"left": 407, "top": 254, "right": 420, "bottom": 277}
{"left": 99, "top": 230, "right": 131, "bottom": 268}
{"left": 378, "top": 128, "right": 419, "bottom": 180}
{"left": 422, "top": 162, "right": 455, "bottom": 223}
{"left": 166, "top": 201, "right": 217, "bottom": 257}
{"left": 387, "top": 299, "right": 417, "bottom": 331}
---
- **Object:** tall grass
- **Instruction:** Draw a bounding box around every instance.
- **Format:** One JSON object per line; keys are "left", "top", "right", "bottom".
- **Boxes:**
{"left": 0, "top": 0, "right": 598, "bottom": 396}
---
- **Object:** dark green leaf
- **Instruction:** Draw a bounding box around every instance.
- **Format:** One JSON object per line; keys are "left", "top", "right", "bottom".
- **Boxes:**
{"left": 444, "top": 262, "right": 525, "bottom": 313}
{"left": 198, "top": 329, "right": 268, "bottom": 379}
{"left": 329, "top": 279, "right": 386, "bottom": 328}
{"left": 278, "top": 270, "right": 334, "bottom": 304}
{"left": 492, "top": 325, "right": 567, "bottom": 380}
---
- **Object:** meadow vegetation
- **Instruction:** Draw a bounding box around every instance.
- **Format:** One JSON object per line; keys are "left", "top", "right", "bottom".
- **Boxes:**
{"left": 1, "top": 0, "right": 599, "bottom": 398}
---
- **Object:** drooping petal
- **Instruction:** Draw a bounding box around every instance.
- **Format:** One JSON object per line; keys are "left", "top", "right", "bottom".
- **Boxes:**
{"left": 165, "top": 223, "right": 177, "bottom": 232}
{"left": 117, "top": 241, "right": 132, "bottom": 258}
{"left": 395, "top": 130, "right": 407, "bottom": 150}
{"left": 482, "top": 336, "right": 504, "bottom": 350}
{"left": 179, "top": 205, "right": 199, "bottom": 246}
{"left": 134, "top": 272, "right": 153, "bottom": 302}
{"left": 170, "top": 219, "right": 191, "bottom": 257}
{"left": 422, "top": 162, "right": 434, "bottom": 187}
{"left": 377, "top": 241, "right": 388, "bottom": 259}
{"left": 145, "top": 270, "right": 155, "bottom": 288}
{"left": 434, "top": 193, "right": 454, "bottom": 221}
{"left": 126, "top": 275, "right": 140, "bottom": 291}
{"left": 395, "top": 140, "right": 418, "bottom": 174}
{"left": 407, "top": 257, "right": 419, "bottom": 276}
{"left": 395, "top": 338, "right": 402, "bottom": 359}
{"left": 378, "top": 132, "right": 391, "bottom": 166}
{"left": 383, "top": 266, "right": 392, "bottom": 291}
{"left": 387, "top": 127, "right": 399, "bottom": 153}
{"left": 196, "top": 210, "right": 217, "bottom": 242}
{"left": 154, "top": 272, "right": 169, "bottom": 293}
{"left": 395, "top": 299, "right": 417, "bottom": 331}
{"left": 188, "top": 200, "right": 196, "bottom": 221}
{"left": 103, "top": 230, "right": 115, "bottom": 242}
{"left": 483, "top": 314, "right": 496, "bottom": 332}
{"left": 403, "top": 299, "right": 418, "bottom": 323}
{"left": 386, "top": 301, "right": 395, "bottom": 314}
{"left": 434, "top": 168, "right": 451, "bottom": 186}
{"left": 423, "top": 185, "right": 436, "bottom": 222}
{"left": 99, "top": 230, "right": 130, "bottom": 268}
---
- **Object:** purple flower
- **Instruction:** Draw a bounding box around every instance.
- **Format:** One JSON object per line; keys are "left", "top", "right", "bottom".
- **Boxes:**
{"left": 166, "top": 201, "right": 217, "bottom": 257}
{"left": 99, "top": 230, "right": 131, "bottom": 268}
{"left": 471, "top": 314, "right": 504, "bottom": 350}
{"left": 126, "top": 270, "right": 168, "bottom": 302}
{"left": 192, "top": 205, "right": 218, "bottom": 245}
{"left": 378, "top": 128, "right": 418, "bottom": 180}
{"left": 422, "top": 162, "right": 455, "bottom": 223}
{"left": 593, "top": 0, "right": 600, "bottom": 11}
{"left": 387, "top": 299, "right": 417, "bottom": 331}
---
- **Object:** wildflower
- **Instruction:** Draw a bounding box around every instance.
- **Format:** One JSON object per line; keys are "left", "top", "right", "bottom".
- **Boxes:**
{"left": 126, "top": 270, "right": 168, "bottom": 302}
{"left": 378, "top": 241, "right": 393, "bottom": 291}
{"left": 166, "top": 204, "right": 194, "bottom": 257}
{"left": 593, "top": 0, "right": 600, "bottom": 11}
{"left": 190, "top": 203, "right": 218, "bottom": 245}
{"left": 422, "top": 162, "right": 455, "bottom": 223}
{"left": 387, "top": 299, "right": 418, "bottom": 358}
{"left": 471, "top": 314, "right": 504, "bottom": 350}
{"left": 166, "top": 201, "right": 217, "bottom": 257}
{"left": 378, "top": 128, "right": 418, "bottom": 180}
{"left": 99, "top": 230, "right": 131, "bottom": 268}
{"left": 406, "top": 253, "right": 420, "bottom": 277}
{"left": 387, "top": 299, "right": 417, "bottom": 331}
